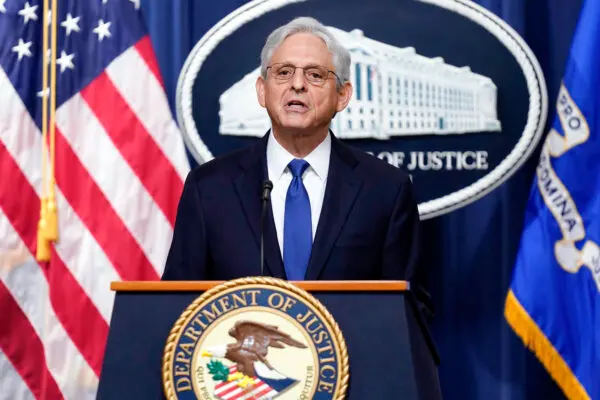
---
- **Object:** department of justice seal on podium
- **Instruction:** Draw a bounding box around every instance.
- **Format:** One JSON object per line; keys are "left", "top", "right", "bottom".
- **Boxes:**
{"left": 162, "top": 277, "right": 349, "bottom": 399}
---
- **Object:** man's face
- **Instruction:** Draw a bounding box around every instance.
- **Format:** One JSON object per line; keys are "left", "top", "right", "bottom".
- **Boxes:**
{"left": 256, "top": 33, "right": 352, "bottom": 136}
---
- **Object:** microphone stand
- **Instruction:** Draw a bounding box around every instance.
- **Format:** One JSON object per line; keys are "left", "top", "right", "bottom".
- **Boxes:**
{"left": 260, "top": 180, "right": 273, "bottom": 276}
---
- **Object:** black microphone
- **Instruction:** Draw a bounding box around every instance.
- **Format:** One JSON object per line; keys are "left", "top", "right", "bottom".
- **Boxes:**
{"left": 260, "top": 180, "right": 273, "bottom": 276}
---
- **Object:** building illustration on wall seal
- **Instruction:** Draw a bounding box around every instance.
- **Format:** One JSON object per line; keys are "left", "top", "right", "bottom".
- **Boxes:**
{"left": 218, "top": 26, "right": 501, "bottom": 140}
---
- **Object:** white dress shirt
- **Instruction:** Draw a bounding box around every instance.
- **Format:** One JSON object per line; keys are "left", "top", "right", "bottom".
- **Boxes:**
{"left": 266, "top": 132, "right": 331, "bottom": 257}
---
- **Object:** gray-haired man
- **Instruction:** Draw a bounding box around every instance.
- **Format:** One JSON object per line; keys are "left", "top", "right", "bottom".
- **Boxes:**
{"left": 163, "top": 17, "right": 421, "bottom": 287}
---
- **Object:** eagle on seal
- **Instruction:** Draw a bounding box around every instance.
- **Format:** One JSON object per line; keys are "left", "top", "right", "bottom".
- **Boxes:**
{"left": 202, "top": 320, "right": 307, "bottom": 378}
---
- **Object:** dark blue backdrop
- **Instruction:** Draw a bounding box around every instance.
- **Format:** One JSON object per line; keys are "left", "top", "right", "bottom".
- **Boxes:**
{"left": 139, "top": 1, "right": 584, "bottom": 398}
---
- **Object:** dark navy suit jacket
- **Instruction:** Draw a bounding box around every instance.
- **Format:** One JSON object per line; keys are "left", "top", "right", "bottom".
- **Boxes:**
{"left": 161, "top": 132, "right": 420, "bottom": 281}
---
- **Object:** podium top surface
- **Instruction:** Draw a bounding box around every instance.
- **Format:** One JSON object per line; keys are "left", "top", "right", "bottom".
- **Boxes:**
{"left": 111, "top": 280, "right": 409, "bottom": 292}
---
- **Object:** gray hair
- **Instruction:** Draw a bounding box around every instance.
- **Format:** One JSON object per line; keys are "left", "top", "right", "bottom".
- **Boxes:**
{"left": 260, "top": 17, "right": 351, "bottom": 88}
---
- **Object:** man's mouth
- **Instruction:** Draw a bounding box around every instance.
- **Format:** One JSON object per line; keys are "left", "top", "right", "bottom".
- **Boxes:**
{"left": 285, "top": 100, "right": 309, "bottom": 112}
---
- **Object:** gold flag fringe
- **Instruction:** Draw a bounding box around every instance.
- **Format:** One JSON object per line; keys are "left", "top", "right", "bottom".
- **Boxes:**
{"left": 504, "top": 290, "right": 590, "bottom": 400}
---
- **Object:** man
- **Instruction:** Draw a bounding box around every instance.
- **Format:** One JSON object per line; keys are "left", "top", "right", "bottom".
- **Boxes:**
{"left": 162, "top": 16, "right": 420, "bottom": 281}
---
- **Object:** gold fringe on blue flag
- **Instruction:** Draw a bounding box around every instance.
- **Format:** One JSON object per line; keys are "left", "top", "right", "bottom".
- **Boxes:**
{"left": 505, "top": 291, "right": 589, "bottom": 400}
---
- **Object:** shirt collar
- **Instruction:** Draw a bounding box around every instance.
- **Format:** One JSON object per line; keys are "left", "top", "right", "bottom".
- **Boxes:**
{"left": 266, "top": 131, "right": 331, "bottom": 181}
{"left": 304, "top": 132, "right": 330, "bottom": 181}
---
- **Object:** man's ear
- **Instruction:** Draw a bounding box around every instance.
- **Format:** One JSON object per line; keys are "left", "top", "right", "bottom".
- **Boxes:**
{"left": 256, "top": 76, "right": 266, "bottom": 108}
{"left": 336, "top": 81, "right": 353, "bottom": 112}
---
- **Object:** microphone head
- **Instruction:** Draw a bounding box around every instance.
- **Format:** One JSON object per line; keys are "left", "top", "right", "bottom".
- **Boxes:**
{"left": 262, "top": 180, "right": 273, "bottom": 190}
{"left": 261, "top": 180, "right": 273, "bottom": 201}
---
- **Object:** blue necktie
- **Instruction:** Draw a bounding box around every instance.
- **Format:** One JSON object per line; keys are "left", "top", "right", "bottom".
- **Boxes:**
{"left": 283, "top": 159, "right": 312, "bottom": 280}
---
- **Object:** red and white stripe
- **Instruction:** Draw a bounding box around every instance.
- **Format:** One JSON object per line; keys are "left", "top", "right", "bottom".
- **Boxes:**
{"left": 0, "top": 36, "right": 189, "bottom": 399}
{"left": 213, "top": 366, "right": 278, "bottom": 400}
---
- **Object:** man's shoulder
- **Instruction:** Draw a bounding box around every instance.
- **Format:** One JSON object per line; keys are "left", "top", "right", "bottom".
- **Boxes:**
{"left": 187, "top": 145, "right": 255, "bottom": 184}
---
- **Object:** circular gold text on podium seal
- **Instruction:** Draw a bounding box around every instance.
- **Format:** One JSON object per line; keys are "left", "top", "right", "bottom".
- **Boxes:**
{"left": 162, "top": 277, "right": 349, "bottom": 400}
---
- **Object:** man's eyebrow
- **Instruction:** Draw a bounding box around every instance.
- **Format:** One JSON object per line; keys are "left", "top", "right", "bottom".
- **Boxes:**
{"left": 272, "top": 61, "right": 325, "bottom": 67}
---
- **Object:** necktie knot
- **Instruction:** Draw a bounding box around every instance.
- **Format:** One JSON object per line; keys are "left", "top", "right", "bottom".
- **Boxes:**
{"left": 288, "top": 159, "right": 310, "bottom": 178}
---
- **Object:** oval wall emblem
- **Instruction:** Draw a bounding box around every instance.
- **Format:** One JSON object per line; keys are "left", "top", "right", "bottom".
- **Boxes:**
{"left": 176, "top": 0, "right": 547, "bottom": 219}
{"left": 162, "top": 277, "right": 348, "bottom": 399}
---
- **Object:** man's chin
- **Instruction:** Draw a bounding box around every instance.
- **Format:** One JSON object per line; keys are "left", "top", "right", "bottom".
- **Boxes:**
{"left": 278, "top": 118, "right": 313, "bottom": 133}
{"left": 278, "top": 126, "right": 316, "bottom": 137}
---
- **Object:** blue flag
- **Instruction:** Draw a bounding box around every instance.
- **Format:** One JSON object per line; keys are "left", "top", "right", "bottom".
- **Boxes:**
{"left": 505, "top": 0, "right": 600, "bottom": 398}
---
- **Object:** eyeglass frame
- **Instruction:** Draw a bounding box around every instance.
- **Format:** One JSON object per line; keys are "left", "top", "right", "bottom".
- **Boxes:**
{"left": 265, "top": 62, "right": 342, "bottom": 87}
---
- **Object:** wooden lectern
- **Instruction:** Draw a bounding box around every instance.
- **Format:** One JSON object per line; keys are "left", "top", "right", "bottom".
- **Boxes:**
{"left": 97, "top": 281, "right": 441, "bottom": 399}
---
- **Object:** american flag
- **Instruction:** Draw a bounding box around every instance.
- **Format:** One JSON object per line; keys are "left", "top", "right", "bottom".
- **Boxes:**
{"left": 213, "top": 365, "right": 280, "bottom": 400}
{"left": 0, "top": 0, "right": 189, "bottom": 399}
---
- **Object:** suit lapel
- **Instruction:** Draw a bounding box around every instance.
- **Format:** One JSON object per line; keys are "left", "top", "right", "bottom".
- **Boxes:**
{"left": 305, "top": 136, "right": 362, "bottom": 280}
{"left": 233, "top": 135, "right": 286, "bottom": 279}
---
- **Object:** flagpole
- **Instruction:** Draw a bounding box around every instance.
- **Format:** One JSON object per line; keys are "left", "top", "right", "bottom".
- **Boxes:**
{"left": 36, "top": 0, "right": 52, "bottom": 261}
{"left": 45, "top": 0, "right": 59, "bottom": 242}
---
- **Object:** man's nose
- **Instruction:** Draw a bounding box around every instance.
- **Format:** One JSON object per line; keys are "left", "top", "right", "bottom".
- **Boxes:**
{"left": 291, "top": 68, "right": 307, "bottom": 91}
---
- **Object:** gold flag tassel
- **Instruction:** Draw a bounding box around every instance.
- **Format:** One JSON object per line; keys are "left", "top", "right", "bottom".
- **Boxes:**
{"left": 43, "top": 0, "right": 59, "bottom": 242}
{"left": 36, "top": 0, "right": 51, "bottom": 261}
{"left": 36, "top": 199, "right": 51, "bottom": 261}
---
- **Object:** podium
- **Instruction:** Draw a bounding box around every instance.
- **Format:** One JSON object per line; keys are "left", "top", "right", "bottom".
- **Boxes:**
{"left": 97, "top": 280, "right": 441, "bottom": 399}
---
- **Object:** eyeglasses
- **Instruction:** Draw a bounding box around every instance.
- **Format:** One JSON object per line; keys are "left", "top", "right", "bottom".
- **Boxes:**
{"left": 266, "top": 63, "right": 341, "bottom": 86}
